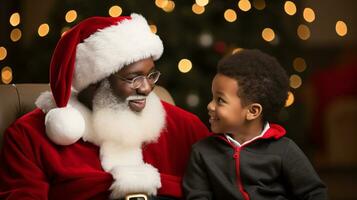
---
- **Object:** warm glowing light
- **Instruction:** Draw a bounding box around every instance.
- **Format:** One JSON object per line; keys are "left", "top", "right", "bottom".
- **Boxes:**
{"left": 262, "top": 28, "right": 275, "bottom": 42}
{"left": 155, "top": 0, "right": 169, "bottom": 8}
{"left": 178, "top": 59, "right": 192, "bottom": 73}
{"left": 10, "top": 28, "right": 22, "bottom": 42}
{"left": 285, "top": 91, "right": 294, "bottom": 107}
{"left": 284, "top": 1, "right": 297, "bottom": 16}
{"left": 163, "top": 1, "right": 175, "bottom": 12}
{"left": 238, "top": 0, "right": 252, "bottom": 12}
{"left": 150, "top": 25, "right": 157, "bottom": 34}
{"left": 232, "top": 48, "right": 243, "bottom": 54}
{"left": 336, "top": 20, "right": 348, "bottom": 37}
{"left": 224, "top": 9, "right": 237, "bottom": 22}
{"left": 196, "top": 0, "right": 209, "bottom": 7}
{"left": 297, "top": 24, "right": 310, "bottom": 40}
{"left": 38, "top": 23, "right": 50, "bottom": 37}
{"left": 1, "top": 66, "right": 13, "bottom": 84}
{"left": 0, "top": 47, "right": 7, "bottom": 61}
{"left": 253, "top": 0, "right": 265, "bottom": 10}
{"left": 303, "top": 8, "right": 315, "bottom": 23}
{"left": 293, "top": 57, "right": 307, "bottom": 72}
{"left": 10, "top": 12, "right": 20, "bottom": 26}
{"left": 192, "top": 4, "right": 205, "bottom": 14}
{"left": 65, "top": 10, "right": 77, "bottom": 23}
{"left": 290, "top": 74, "right": 302, "bottom": 89}
{"left": 109, "top": 5, "right": 122, "bottom": 17}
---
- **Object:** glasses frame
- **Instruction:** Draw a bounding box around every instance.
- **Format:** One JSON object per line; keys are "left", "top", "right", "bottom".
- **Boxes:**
{"left": 113, "top": 71, "right": 161, "bottom": 89}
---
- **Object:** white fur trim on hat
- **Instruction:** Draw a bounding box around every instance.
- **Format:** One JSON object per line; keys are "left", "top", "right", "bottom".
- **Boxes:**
{"left": 73, "top": 13, "right": 164, "bottom": 91}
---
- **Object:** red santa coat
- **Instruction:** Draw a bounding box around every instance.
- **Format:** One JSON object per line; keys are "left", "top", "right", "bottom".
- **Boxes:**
{"left": 0, "top": 101, "right": 210, "bottom": 199}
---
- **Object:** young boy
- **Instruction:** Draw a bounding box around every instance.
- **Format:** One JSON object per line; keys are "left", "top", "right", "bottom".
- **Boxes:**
{"left": 183, "top": 49, "right": 327, "bottom": 200}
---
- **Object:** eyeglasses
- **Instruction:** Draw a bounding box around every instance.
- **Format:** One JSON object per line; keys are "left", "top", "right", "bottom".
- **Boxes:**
{"left": 113, "top": 71, "right": 161, "bottom": 89}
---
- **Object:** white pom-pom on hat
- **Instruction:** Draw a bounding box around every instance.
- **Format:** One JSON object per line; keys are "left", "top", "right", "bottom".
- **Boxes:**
{"left": 45, "top": 106, "right": 85, "bottom": 145}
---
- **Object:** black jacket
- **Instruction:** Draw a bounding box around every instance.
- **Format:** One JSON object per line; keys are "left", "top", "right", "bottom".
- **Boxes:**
{"left": 183, "top": 124, "right": 327, "bottom": 200}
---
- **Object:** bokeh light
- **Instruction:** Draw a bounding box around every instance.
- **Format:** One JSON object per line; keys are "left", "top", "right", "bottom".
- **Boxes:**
{"left": 9, "top": 12, "right": 20, "bottom": 27}
{"left": 262, "top": 28, "right": 275, "bottom": 42}
{"left": 224, "top": 9, "right": 237, "bottom": 22}
{"left": 1, "top": 66, "right": 13, "bottom": 84}
{"left": 109, "top": 5, "right": 122, "bottom": 17}
{"left": 178, "top": 59, "right": 192, "bottom": 73}
{"left": 38, "top": 23, "right": 50, "bottom": 37}
{"left": 0, "top": 47, "right": 7, "bottom": 61}
{"left": 303, "top": 8, "right": 315, "bottom": 23}
{"left": 284, "top": 1, "right": 297, "bottom": 16}
{"left": 65, "top": 10, "right": 77, "bottom": 23}
{"left": 297, "top": 24, "right": 310, "bottom": 40}
{"left": 290, "top": 74, "right": 302, "bottom": 89}
{"left": 336, "top": 20, "right": 348, "bottom": 37}
{"left": 10, "top": 28, "right": 22, "bottom": 42}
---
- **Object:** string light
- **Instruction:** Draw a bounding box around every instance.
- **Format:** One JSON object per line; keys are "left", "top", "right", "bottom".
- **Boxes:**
{"left": 238, "top": 0, "right": 252, "bottom": 12}
{"left": 162, "top": 1, "right": 175, "bottom": 12}
{"left": 262, "top": 28, "right": 275, "bottom": 42}
{"left": 38, "top": 23, "right": 50, "bottom": 37}
{"left": 65, "top": 10, "right": 77, "bottom": 23}
{"left": 1, "top": 66, "right": 13, "bottom": 84}
{"left": 284, "top": 1, "right": 297, "bottom": 16}
{"left": 178, "top": 59, "right": 192, "bottom": 73}
{"left": 10, "top": 28, "right": 22, "bottom": 42}
{"left": 224, "top": 9, "right": 237, "bottom": 22}
{"left": 293, "top": 57, "right": 307, "bottom": 72}
{"left": 109, "top": 5, "right": 122, "bottom": 17}
{"left": 253, "top": 0, "right": 265, "bottom": 10}
{"left": 336, "top": 20, "right": 348, "bottom": 37}
{"left": 0, "top": 47, "right": 7, "bottom": 61}
{"left": 289, "top": 74, "right": 302, "bottom": 89}
{"left": 303, "top": 8, "right": 315, "bottom": 23}
{"left": 195, "top": 0, "right": 209, "bottom": 7}
{"left": 150, "top": 24, "right": 157, "bottom": 34}
{"left": 285, "top": 91, "right": 294, "bottom": 107}
{"left": 9, "top": 12, "right": 20, "bottom": 27}
{"left": 297, "top": 24, "right": 310, "bottom": 40}
{"left": 155, "top": 0, "right": 169, "bottom": 8}
{"left": 192, "top": 3, "right": 205, "bottom": 15}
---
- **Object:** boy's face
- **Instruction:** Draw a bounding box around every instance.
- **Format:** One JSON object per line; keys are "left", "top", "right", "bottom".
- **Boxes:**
{"left": 207, "top": 74, "right": 249, "bottom": 134}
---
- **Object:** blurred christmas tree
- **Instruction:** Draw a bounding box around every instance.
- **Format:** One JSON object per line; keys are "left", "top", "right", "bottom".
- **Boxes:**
{"left": 1, "top": 0, "right": 307, "bottom": 144}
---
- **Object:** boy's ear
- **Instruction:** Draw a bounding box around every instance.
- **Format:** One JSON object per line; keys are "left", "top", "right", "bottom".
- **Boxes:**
{"left": 246, "top": 103, "right": 262, "bottom": 120}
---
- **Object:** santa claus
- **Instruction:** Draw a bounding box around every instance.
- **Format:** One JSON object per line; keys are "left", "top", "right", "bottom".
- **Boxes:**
{"left": 0, "top": 14, "right": 210, "bottom": 200}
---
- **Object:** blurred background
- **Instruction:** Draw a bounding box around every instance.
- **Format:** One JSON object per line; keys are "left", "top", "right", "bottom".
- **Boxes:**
{"left": 0, "top": 0, "right": 356, "bottom": 199}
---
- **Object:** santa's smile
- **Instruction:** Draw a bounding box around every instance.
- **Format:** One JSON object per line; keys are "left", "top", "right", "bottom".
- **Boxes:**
{"left": 129, "top": 99, "right": 146, "bottom": 111}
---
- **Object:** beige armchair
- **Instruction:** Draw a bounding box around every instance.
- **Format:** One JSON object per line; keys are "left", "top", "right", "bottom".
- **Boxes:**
{"left": 0, "top": 83, "right": 174, "bottom": 148}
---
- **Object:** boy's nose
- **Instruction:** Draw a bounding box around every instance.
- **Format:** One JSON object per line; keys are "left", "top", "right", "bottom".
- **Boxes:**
{"left": 207, "top": 100, "right": 214, "bottom": 111}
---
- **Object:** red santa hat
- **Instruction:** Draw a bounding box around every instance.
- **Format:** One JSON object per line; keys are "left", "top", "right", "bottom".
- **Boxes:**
{"left": 42, "top": 13, "right": 163, "bottom": 145}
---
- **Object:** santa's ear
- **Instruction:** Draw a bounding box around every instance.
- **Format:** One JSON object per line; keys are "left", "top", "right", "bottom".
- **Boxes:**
{"left": 77, "top": 82, "right": 100, "bottom": 110}
{"left": 246, "top": 103, "right": 262, "bottom": 120}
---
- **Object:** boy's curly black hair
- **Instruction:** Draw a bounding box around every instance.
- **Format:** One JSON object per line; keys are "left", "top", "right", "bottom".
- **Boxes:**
{"left": 217, "top": 49, "right": 289, "bottom": 122}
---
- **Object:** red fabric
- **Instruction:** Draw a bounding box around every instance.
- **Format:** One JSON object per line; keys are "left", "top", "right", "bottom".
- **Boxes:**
{"left": 0, "top": 102, "right": 210, "bottom": 199}
{"left": 50, "top": 16, "right": 130, "bottom": 107}
{"left": 309, "top": 61, "right": 357, "bottom": 150}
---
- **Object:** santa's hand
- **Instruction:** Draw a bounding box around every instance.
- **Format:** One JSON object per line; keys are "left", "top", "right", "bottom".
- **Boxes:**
{"left": 109, "top": 163, "right": 161, "bottom": 199}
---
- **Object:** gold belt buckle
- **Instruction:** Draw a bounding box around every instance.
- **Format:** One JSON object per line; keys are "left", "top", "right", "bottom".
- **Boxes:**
{"left": 125, "top": 193, "right": 148, "bottom": 200}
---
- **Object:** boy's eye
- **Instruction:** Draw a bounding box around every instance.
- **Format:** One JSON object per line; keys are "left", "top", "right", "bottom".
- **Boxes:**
{"left": 217, "top": 97, "right": 225, "bottom": 104}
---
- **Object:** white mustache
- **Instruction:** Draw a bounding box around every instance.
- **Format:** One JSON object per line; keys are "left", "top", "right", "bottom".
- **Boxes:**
{"left": 126, "top": 95, "right": 147, "bottom": 101}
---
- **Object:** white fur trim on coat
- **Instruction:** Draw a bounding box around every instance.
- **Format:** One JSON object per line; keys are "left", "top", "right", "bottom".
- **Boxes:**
{"left": 73, "top": 13, "right": 164, "bottom": 91}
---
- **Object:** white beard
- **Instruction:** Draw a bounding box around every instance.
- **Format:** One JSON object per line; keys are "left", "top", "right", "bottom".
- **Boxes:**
{"left": 88, "top": 80, "right": 166, "bottom": 199}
